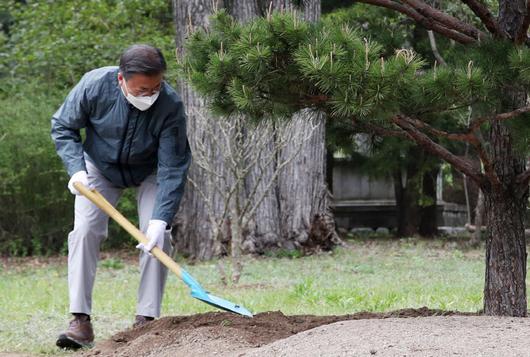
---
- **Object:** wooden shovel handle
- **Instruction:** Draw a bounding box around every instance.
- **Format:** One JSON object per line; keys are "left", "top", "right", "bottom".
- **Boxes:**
{"left": 73, "top": 182, "right": 183, "bottom": 279}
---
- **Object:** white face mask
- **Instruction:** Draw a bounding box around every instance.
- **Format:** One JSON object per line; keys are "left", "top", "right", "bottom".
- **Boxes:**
{"left": 121, "top": 79, "right": 160, "bottom": 111}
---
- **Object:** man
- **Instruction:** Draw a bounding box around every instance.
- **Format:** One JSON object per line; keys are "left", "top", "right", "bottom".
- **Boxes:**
{"left": 51, "top": 44, "right": 191, "bottom": 349}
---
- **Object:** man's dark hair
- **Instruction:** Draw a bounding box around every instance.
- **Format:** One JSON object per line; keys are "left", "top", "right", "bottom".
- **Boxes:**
{"left": 119, "top": 44, "right": 167, "bottom": 79}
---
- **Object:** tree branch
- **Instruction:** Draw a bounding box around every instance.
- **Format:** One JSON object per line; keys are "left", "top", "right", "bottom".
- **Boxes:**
{"left": 402, "top": 0, "right": 487, "bottom": 40}
{"left": 187, "top": 176, "right": 234, "bottom": 236}
{"left": 355, "top": 115, "right": 496, "bottom": 187}
{"left": 404, "top": 116, "right": 478, "bottom": 142}
{"left": 355, "top": 0, "right": 477, "bottom": 44}
{"left": 468, "top": 104, "right": 530, "bottom": 131}
{"left": 468, "top": 132, "right": 501, "bottom": 188}
{"left": 460, "top": 0, "right": 503, "bottom": 37}
{"left": 355, "top": 120, "right": 410, "bottom": 139}
{"left": 403, "top": 115, "right": 501, "bottom": 187}
{"left": 427, "top": 30, "right": 447, "bottom": 66}
{"left": 392, "top": 114, "right": 488, "bottom": 188}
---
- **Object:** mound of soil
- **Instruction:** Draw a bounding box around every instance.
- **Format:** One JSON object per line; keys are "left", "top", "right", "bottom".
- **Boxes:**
{"left": 245, "top": 315, "right": 530, "bottom": 357}
{"left": 79, "top": 307, "right": 471, "bottom": 357}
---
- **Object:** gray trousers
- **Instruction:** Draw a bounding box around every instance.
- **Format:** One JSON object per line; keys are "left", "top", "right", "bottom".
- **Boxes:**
{"left": 68, "top": 160, "right": 172, "bottom": 318}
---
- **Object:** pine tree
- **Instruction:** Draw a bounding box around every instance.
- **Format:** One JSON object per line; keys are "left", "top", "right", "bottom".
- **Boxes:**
{"left": 323, "top": 4, "right": 447, "bottom": 237}
{"left": 173, "top": 0, "right": 336, "bottom": 262}
{"left": 224, "top": 0, "right": 335, "bottom": 257}
{"left": 179, "top": 2, "right": 530, "bottom": 316}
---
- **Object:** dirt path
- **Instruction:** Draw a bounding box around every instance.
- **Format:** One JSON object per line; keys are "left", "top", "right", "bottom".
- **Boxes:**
{"left": 79, "top": 307, "right": 480, "bottom": 357}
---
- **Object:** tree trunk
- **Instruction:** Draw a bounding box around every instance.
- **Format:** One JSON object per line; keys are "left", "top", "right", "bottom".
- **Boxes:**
{"left": 225, "top": 0, "right": 283, "bottom": 254}
{"left": 226, "top": 0, "right": 335, "bottom": 253}
{"left": 278, "top": 110, "right": 329, "bottom": 249}
{"left": 482, "top": 0, "right": 529, "bottom": 316}
{"left": 483, "top": 186, "right": 527, "bottom": 316}
{"left": 174, "top": 0, "right": 333, "bottom": 259}
{"left": 483, "top": 118, "right": 528, "bottom": 316}
{"left": 277, "top": 1, "right": 334, "bottom": 251}
{"left": 392, "top": 147, "right": 440, "bottom": 238}
{"left": 243, "top": 122, "right": 282, "bottom": 252}
{"left": 393, "top": 153, "right": 422, "bottom": 237}
{"left": 172, "top": 0, "right": 224, "bottom": 260}
{"left": 326, "top": 147, "right": 334, "bottom": 193}
{"left": 224, "top": 0, "right": 260, "bottom": 20}
{"left": 419, "top": 167, "right": 439, "bottom": 237}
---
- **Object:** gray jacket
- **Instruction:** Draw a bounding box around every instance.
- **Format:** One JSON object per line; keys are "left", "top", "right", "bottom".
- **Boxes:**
{"left": 51, "top": 66, "right": 191, "bottom": 224}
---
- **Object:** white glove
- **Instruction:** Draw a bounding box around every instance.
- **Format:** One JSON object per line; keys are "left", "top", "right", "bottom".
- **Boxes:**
{"left": 136, "top": 219, "right": 168, "bottom": 255}
{"left": 68, "top": 170, "right": 90, "bottom": 195}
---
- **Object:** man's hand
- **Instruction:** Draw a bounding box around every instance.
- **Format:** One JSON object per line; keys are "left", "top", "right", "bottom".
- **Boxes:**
{"left": 136, "top": 219, "right": 168, "bottom": 256}
{"left": 68, "top": 170, "right": 90, "bottom": 195}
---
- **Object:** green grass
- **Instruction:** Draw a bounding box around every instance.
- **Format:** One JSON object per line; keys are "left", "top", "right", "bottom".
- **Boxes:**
{"left": 0, "top": 237, "right": 491, "bottom": 355}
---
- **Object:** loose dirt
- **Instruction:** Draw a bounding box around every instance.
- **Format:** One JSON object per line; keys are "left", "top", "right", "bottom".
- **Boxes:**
{"left": 79, "top": 307, "right": 486, "bottom": 357}
{"left": 245, "top": 315, "right": 530, "bottom": 357}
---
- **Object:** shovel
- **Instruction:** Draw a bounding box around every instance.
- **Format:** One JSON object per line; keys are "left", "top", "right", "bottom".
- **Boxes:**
{"left": 74, "top": 182, "right": 253, "bottom": 318}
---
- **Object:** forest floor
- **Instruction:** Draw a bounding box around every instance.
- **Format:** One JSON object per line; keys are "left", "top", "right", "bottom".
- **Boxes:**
{"left": 2, "top": 234, "right": 528, "bottom": 356}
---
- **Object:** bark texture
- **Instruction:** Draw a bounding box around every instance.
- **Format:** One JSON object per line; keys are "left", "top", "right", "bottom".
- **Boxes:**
{"left": 483, "top": 120, "right": 529, "bottom": 316}
{"left": 172, "top": 0, "right": 225, "bottom": 259}
{"left": 243, "top": 122, "right": 282, "bottom": 252}
{"left": 483, "top": 187, "right": 527, "bottom": 316}
{"left": 482, "top": 0, "right": 529, "bottom": 316}
{"left": 277, "top": 1, "right": 335, "bottom": 251}
{"left": 498, "top": 0, "right": 526, "bottom": 39}
{"left": 225, "top": 0, "right": 282, "bottom": 254}
{"left": 226, "top": 0, "right": 335, "bottom": 253}
{"left": 278, "top": 110, "right": 330, "bottom": 249}
{"left": 174, "top": 0, "right": 335, "bottom": 258}
{"left": 224, "top": 0, "right": 260, "bottom": 20}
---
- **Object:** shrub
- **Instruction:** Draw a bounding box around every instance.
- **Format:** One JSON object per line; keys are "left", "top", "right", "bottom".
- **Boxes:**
{"left": 0, "top": 83, "right": 70, "bottom": 255}
{"left": 1, "top": 0, "right": 176, "bottom": 89}
{"left": 0, "top": 0, "right": 177, "bottom": 255}
{"left": 0, "top": 82, "right": 141, "bottom": 255}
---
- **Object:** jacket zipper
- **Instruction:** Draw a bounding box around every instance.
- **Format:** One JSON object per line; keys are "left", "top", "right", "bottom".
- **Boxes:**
{"left": 117, "top": 105, "right": 132, "bottom": 187}
{"left": 125, "top": 111, "right": 140, "bottom": 186}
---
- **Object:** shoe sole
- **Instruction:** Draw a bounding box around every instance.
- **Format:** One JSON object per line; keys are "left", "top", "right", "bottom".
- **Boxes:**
{"left": 56, "top": 334, "right": 93, "bottom": 350}
{"left": 133, "top": 320, "right": 154, "bottom": 329}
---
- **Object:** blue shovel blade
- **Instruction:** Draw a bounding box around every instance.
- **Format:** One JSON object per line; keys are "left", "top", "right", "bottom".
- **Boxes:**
{"left": 180, "top": 268, "right": 253, "bottom": 318}
{"left": 192, "top": 291, "right": 254, "bottom": 317}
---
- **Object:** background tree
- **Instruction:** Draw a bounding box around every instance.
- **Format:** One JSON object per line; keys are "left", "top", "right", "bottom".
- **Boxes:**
{"left": 2, "top": 0, "right": 175, "bottom": 88}
{"left": 179, "top": 4, "right": 530, "bottom": 316}
{"left": 190, "top": 108, "right": 320, "bottom": 283}
{"left": 322, "top": 3, "right": 493, "bottom": 237}
{"left": 173, "top": 0, "right": 336, "bottom": 260}
{"left": 224, "top": 1, "right": 283, "bottom": 257}
{"left": 172, "top": 0, "right": 222, "bottom": 260}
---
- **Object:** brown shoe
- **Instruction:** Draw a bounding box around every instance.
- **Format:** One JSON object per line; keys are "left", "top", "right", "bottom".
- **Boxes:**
{"left": 133, "top": 315, "right": 154, "bottom": 328}
{"left": 56, "top": 314, "right": 94, "bottom": 349}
